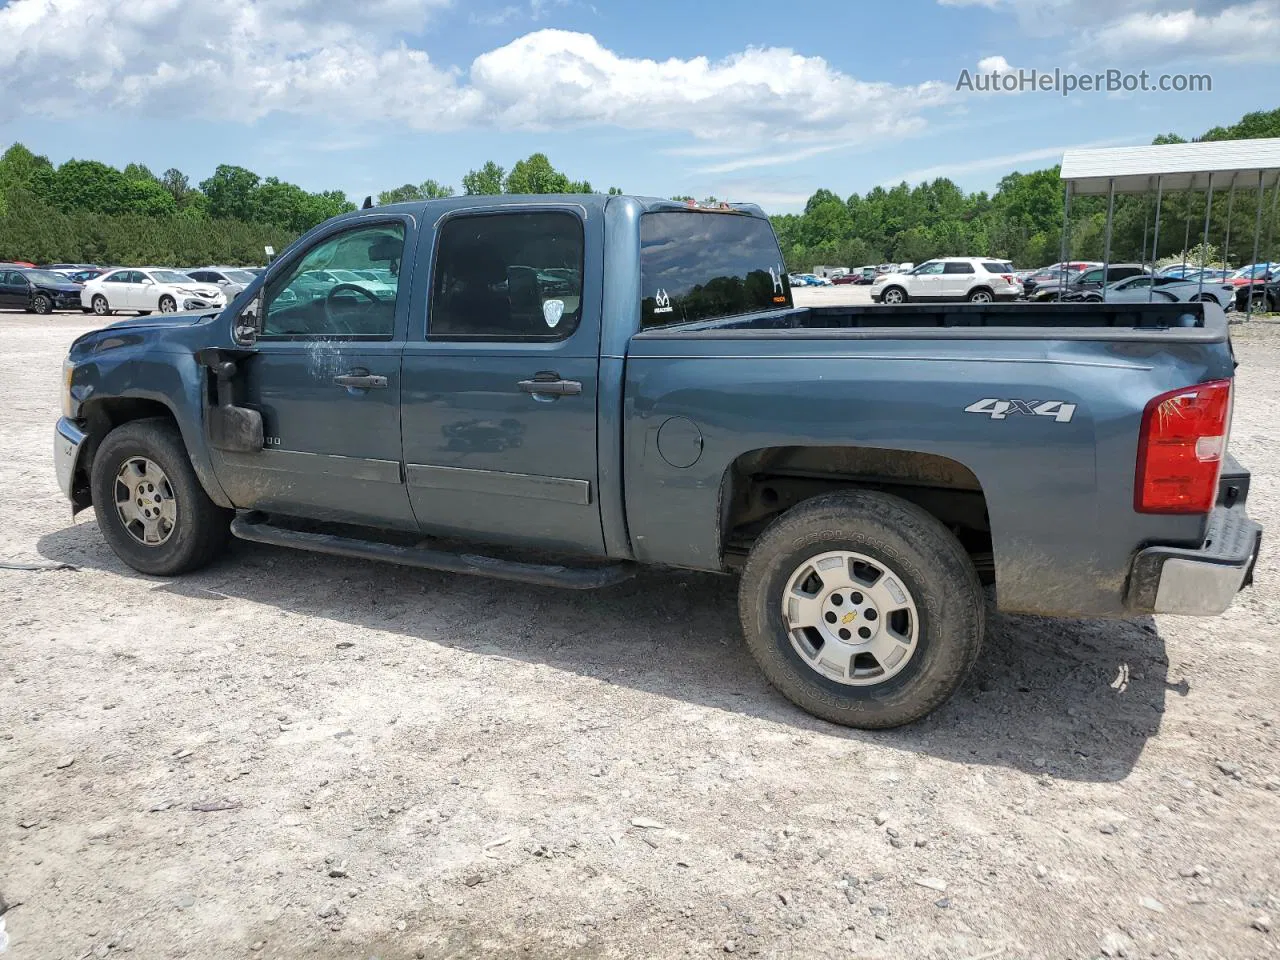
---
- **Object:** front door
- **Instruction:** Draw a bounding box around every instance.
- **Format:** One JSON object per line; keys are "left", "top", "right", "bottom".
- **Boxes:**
{"left": 209, "top": 217, "right": 418, "bottom": 529}
{"left": 400, "top": 206, "right": 605, "bottom": 556}
{"left": 908, "top": 261, "right": 945, "bottom": 299}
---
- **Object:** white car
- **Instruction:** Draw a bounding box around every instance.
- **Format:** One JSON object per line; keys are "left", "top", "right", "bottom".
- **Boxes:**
{"left": 81, "top": 268, "right": 227, "bottom": 317}
{"left": 871, "top": 257, "right": 1022, "bottom": 305}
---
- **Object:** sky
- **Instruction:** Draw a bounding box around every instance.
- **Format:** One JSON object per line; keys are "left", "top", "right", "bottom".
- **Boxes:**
{"left": 1, "top": 0, "right": 1277, "bottom": 213}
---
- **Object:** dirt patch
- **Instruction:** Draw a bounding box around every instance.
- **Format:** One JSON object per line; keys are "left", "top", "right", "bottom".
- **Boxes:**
{"left": 1, "top": 313, "right": 1277, "bottom": 959}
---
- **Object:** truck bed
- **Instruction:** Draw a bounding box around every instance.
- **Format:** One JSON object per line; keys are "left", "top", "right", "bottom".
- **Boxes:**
{"left": 645, "top": 300, "right": 1228, "bottom": 342}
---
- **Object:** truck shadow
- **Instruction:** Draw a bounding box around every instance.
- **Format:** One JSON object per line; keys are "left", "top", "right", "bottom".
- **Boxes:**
{"left": 38, "top": 522, "right": 1178, "bottom": 783}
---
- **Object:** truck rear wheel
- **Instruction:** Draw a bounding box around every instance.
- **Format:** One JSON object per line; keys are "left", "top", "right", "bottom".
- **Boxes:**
{"left": 738, "top": 491, "right": 985, "bottom": 729}
{"left": 90, "top": 418, "right": 231, "bottom": 576}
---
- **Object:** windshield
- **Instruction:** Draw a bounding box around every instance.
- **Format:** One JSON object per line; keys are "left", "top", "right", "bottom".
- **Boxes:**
{"left": 23, "top": 269, "right": 70, "bottom": 285}
{"left": 150, "top": 270, "right": 196, "bottom": 284}
{"left": 639, "top": 211, "right": 790, "bottom": 328}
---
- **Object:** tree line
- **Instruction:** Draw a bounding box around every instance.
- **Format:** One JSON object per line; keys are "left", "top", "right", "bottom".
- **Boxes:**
{"left": 1, "top": 107, "right": 1276, "bottom": 268}
{"left": 774, "top": 107, "right": 1280, "bottom": 271}
{"left": 0, "top": 148, "right": 617, "bottom": 266}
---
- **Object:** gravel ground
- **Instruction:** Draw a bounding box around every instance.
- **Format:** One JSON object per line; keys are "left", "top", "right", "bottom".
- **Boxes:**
{"left": 1, "top": 310, "right": 1277, "bottom": 960}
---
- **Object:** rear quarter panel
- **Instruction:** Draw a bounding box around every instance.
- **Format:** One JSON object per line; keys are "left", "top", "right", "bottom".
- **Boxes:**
{"left": 623, "top": 332, "right": 1235, "bottom": 616}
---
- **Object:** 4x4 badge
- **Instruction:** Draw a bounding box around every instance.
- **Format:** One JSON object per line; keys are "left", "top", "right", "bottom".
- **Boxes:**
{"left": 965, "top": 398, "right": 1077, "bottom": 423}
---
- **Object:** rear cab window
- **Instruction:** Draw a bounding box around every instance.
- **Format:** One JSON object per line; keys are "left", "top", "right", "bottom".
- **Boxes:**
{"left": 981, "top": 262, "right": 1013, "bottom": 274}
{"left": 640, "top": 211, "right": 790, "bottom": 329}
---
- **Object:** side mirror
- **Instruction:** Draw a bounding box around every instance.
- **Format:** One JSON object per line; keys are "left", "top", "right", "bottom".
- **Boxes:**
{"left": 234, "top": 293, "right": 263, "bottom": 345}
{"left": 142, "top": 277, "right": 154, "bottom": 285}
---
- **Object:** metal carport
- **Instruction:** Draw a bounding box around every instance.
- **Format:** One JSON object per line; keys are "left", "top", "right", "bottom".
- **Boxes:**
{"left": 1059, "top": 138, "right": 1280, "bottom": 320}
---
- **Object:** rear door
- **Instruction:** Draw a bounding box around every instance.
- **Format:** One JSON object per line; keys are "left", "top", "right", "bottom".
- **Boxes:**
{"left": 0, "top": 271, "right": 26, "bottom": 308}
{"left": 400, "top": 205, "right": 606, "bottom": 556}
{"left": 942, "top": 260, "right": 976, "bottom": 298}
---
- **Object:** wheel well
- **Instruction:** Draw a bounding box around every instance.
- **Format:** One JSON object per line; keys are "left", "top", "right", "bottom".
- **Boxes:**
{"left": 72, "top": 398, "right": 179, "bottom": 507}
{"left": 968, "top": 285, "right": 994, "bottom": 297}
{"left": 720, "top": 446, "right": 993, "bottom": 582}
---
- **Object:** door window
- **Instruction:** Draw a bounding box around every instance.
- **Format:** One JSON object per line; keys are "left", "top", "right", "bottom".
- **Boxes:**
{"left": 942, "top": 262, "right": 975, "bottom": 274}
{"left": 913, "top": 262, "right": 945, "bottom": 275}
{"left": 262, "top": 222, "right": 406, "bottom": 339}
{"left": 429, "top": 211, "right": 584, "bottom": 341}
{"left": 102, "top": 271, "right": 128, "bottom": 283}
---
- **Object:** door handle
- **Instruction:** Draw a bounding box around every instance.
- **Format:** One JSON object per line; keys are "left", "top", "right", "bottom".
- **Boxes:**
{"left": 334, "top": 372, "right": 388, "bottom": 390}
{"left": 518, "top": 377, "right": 582, "bottom": 397}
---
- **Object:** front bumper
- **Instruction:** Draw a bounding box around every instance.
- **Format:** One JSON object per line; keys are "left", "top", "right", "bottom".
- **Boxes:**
{"left": 54, "top": 417, "right": 87, "bottom": 501}
{"left": 1126, "top": 502, "right": 1262, "bottom": 615}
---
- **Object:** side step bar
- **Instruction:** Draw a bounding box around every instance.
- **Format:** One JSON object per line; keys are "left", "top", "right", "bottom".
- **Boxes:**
{"left": 229, "top": 514, "right": 637, "bottom": 590}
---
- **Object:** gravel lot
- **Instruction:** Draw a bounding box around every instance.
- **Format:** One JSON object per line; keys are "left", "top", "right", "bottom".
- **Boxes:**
{"left": 1, "top": 306, "right": 1277, "bottom": 960}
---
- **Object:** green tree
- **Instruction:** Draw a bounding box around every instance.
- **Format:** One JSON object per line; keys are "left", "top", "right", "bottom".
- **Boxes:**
{"left": 200, "top": 164, "right": 261, "bottom": 221}
{"left": 462, "top": 161, "right": 505, "bottom": 195}
{"left": 504, "top": 153, "right": 574, "bottom": 194}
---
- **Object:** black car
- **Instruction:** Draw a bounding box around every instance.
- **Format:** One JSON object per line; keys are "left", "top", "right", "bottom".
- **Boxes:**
{"left": 1237, "top": 279, "right": 1279, "bottom": 314}
{"left": 0, "top": 268, "right": 85, "bottom": 314}
{"left": 1030, "top": 263, "right": 1148, "bottom": 302}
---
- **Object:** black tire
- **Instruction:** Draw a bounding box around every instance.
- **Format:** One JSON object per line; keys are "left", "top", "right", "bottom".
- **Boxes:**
{"left": 91, "top": 295, "right": 112, "bottom": 317}
{"left": 158, "top": 295, "right": 176, "bottom": 313}
{"left": 32, "top": 294, "right": 52, "bottom": 315}
{"left": 90, "top": 418, "right": 231, "bottom": 576}
{"left": 880, "top": 286, "right": 907, "bottom": 305}
{"left": 137, "top": 311, "right": 152, "bottom": 316}
{"left": 739, "top": 491, "right": 985, "bottom": 729}
{"left": 967, "top": 288, "right": 993, "bottom": 303}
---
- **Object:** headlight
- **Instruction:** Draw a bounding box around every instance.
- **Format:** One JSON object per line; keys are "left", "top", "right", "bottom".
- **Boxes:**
{"left": 62, "top": 359, "right": 75, "bottom": 418}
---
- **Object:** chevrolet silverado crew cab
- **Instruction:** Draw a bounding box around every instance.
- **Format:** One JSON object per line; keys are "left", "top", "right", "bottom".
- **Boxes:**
{"left": 55, "top": 195, "right": 1261, "bottom": 729}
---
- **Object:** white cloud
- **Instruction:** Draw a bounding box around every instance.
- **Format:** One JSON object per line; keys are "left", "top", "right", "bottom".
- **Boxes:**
{"left": 880, "top": 137, "right": 1138, "bottom": 184}
{"left": 0, "top": 1, "right": 950, "bottom": 156}
{"left": 937, "top": 0, "right": 1280, "bottom": 62}
{"left": 976, "top": 55, "right": 1015, "bottom": 73}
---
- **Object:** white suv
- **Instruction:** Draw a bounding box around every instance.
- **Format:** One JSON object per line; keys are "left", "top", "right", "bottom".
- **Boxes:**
{"left": 871, "top": 257, "right": 1021, "bottom": 304}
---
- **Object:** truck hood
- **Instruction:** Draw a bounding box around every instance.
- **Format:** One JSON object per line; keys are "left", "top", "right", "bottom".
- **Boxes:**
{"left": 106, "top": 309, "right": 216, "bottom": 330}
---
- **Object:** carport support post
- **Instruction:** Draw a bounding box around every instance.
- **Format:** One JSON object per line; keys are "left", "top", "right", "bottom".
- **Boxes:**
{"left": 1149, "top": 176, "right": 1164, "bottom": 303}
{"left": 1101, "top": 178, "right": 1115, "bottom": 302}
{"left": 1198, "top": 175, "right": 1214, "bottom": 300}
{"left": 1060, "top": 180, "right": 1072, "bottom": 288}
{"left": 1247, "top": 171, "right": 1265, "bottom": 322}
{"left": 1181, "top": 184, "right": 1194, "bottom": 277}
{"left": 1140, "top": 177, "right": 1152, "bottom": 273}
{"left": 1223, "top": 177, "right": 1236, "bottom": 269}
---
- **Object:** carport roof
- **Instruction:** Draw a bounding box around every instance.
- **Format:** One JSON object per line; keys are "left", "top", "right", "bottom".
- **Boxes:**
{"left": 1060, "top": 138, "right": 1280, "bottom": 195}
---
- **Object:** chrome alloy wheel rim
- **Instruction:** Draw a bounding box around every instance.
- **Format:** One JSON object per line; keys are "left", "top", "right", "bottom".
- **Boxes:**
{"left": 114, "top": 457, "right": 177, "bottom": 546}
{"left": 780, "top": 550, "right": 920, "bottom": 686}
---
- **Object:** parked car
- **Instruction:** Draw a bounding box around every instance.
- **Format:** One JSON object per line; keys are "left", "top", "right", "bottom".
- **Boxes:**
{"left": 897, "top": 262, "right": 915, "bottom": 273}
{"left": 43, "top": 263, "right": 99, "bottom": 273}
{"left": 871, "top": 258, "right": 1022, "bottom": 304}
{"left": 1182, "top": 268, "right": 1231, "bottom": 284}
{"left": 1236, "top": 278, "right": 1279, "bottom": 313}
{"left": 1095, "top": 274, "right": 1237, "bottom": 309}
{"left": 80, "top": 268, "right": 226, "bottom": 317}
{"left": 63, "top": 268, "right": 107, "bottom": 285}
{"left": 831, "top": 272, "right": 861, "bottom": 285}
{"left": 1030, "top": 263, "right": 1148, "bottom": 302}
{"left": 1229, "top": 263, "right": 1278, "bottom": 288}
{"left": 0, "top": 267, "right": 85, "bottom": 314}
{"left": 187, "top": 267, "right": 260, "bottom": 300}
{"left": 1021, "top": 262, "right": 1098, "bottom": 298}
{"left": 794, "top": 273, "right": 832, "bottom": 286}
{"left": 53, "top": 194, "right": 1260, "bottom": 731}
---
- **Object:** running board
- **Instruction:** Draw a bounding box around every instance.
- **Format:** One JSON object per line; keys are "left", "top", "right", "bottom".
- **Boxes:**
{"left": 229, "top": 514, "right": 636, "bottom": 590}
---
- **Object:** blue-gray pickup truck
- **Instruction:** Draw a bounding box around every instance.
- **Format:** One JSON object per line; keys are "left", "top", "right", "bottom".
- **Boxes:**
{"left": 54, "top": 195, "right": 1262, "bottom": 728}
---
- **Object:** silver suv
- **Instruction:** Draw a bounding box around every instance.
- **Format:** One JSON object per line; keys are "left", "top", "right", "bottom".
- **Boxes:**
{"left": 186, "top": 267, "right": 259, "bottom": 299}
{"left": 871, "top": 257, "right": 1022, "bottom": 304}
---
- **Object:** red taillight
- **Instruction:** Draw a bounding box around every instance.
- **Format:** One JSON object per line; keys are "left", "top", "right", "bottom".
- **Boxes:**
{"left": 1001, "top": 274, "right": 1015, "bottom": 284}
{"left": 1135, "top": 379, "right": 1232, "bottom": 514}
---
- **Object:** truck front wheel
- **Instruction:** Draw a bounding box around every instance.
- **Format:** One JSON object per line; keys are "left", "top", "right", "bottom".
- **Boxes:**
{"left": 90, "top": 418, "right": 232, "bottom": 576}
{"left": 738, "top": 491, "right": 985, "bottom": 729}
